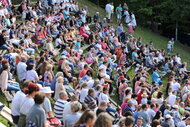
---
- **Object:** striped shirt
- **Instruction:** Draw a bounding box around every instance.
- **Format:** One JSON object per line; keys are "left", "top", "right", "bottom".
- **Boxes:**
{"left": 84, "top": 95, "right": 97, "bottom": 110}
{"left": 54, "top": 99, "right": 67, "bottom": 121}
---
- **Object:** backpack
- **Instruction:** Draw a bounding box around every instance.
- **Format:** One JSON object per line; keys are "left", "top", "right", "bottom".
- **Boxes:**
{"left": 46, "top": 117, "right": 62, "bottom": 127}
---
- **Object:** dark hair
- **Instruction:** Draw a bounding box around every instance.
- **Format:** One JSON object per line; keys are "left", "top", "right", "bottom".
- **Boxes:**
{"left": 34, "top": 93, "right": 45, "bottom": 104}
{"left": 157, "top": 91, "right": 163, "bottom": 99}
{"left": 125, "top": 116, "right": 134, "bottom": 126}
{"left": 103, "top": 87, "right": 108, "bottom": 92}
{"left": 151, "top": 120, "right": 160, "bottom": 127}
{"left": 88, "top": 88, "right": 94, "bottom": 95}
{"left": 153, "top": 111, "right": 162, "bottom": 121}
{"left": 74, "top": 110, "right": 94, "bottom": 127}
{"left": 142, "top": 104, "right": 147, "bottom": 110}
{"left": 96, "top": 109, "right": 106, "bottom": 116}
{"left": 0, "top": 64, "right": 9, "bottom": 75}
{"left": 26, "top": 64, "right": 34, "bottom": 71}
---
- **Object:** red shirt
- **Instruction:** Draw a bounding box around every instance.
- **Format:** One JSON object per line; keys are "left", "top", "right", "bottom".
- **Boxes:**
{"left": 79, "top": 68, "right": 87, "bottom": 78}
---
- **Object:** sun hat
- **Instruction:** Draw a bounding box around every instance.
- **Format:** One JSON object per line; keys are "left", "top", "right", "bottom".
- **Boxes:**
{"left": 165, "top": 114, "right": 172, "bottom": 119}
{"left": 40, "top": 87, "right": 54, "bottom": 93}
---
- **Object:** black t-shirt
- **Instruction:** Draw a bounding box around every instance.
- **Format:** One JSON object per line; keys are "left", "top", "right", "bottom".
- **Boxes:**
{"left": 0, "top": 34, "right": 6, "bottom": 46}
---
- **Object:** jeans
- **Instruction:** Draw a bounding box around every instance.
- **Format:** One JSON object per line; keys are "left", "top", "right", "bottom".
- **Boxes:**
{"left": 68, "top": 62, "right": 75, "bottom": 74}
{"left": 0, "top": 44, "right": 9, "bottom": 49}
{"left": 106, "top": 106, "right": 116, "bottom": 113}
{"left": 7, "top": 82, "right": 20, "bottom": 91}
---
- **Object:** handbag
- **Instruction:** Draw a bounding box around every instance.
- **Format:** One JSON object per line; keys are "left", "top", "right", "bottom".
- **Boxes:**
{"left": 46, "top": 117, "right": 62, "bottom": 127}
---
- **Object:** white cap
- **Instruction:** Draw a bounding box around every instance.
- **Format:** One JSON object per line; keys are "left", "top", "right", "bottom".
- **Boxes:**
{"left": 165, "top": 114, "right": 172, "bottom": 119}
{"left": 40, "top": 87, "right": 54, "bottom": 93}
{"left": 172, "top": 105, "right": 179, "bottom": 109}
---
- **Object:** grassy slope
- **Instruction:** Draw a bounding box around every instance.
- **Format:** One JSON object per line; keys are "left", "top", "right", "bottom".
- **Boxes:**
{"left": 0, "top": 0, "right": 188, "bottom": 123}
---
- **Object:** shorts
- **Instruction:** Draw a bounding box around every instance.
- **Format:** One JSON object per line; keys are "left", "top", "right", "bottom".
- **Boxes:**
{"left": 117, "top": 14, "right": 122, "bottom": 19}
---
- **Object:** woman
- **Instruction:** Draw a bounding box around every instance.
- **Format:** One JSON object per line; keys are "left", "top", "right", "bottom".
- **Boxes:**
{"left": 0, "top": 64, "right": 20, "bottom": 92}
{"left": 152, "top": 111, "right": 162, "bottom": 122}
{"left": 74, "top": 110, "right": 95, "bottom": 127}
{"left": 25, "top": 63, "right": 42, "bottom": 84}
{"left": 26, "top": 93, "right": 46, "bottom": 127}
{"left": 94, "top": 112, "right": 113, "bottom": 127}
{"left": 152, "top": 67, "right": 162, "bottom": 86}
{"left": 43, "top": 64, "right": 53, "bottom": 87}
{"left": 18, "top": 83, "right": 40, "bottom": 127}
{"left": 80, "top": 24, "right": 89, "bottom": 42}
{"left": 54, "top": 76, "right": 66, "bottom": 101}
{"left": 64, "top": 102, "right": 82, "bottom": 127}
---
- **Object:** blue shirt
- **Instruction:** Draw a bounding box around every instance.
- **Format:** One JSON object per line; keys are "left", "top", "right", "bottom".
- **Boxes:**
{"left": 132, "top": 51, "right": 138, "bottom": 61}
{"left": 152, "top": 71, "right": 160, "bottom": 83}
{"left": 138, "top": 110, "right": 149, "bottom": 127}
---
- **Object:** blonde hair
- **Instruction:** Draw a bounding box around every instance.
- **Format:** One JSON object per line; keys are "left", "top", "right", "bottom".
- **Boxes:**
{"left": 71, "top": 102, "right": 82, "bottom": 112}
{"left": 56, "top": 76, "right": 64, "bottom": 83}
{"left": 46, "top": 64, "right": 53, "bottom": 71}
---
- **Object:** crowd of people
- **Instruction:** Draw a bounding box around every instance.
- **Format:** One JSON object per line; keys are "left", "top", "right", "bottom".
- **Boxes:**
{"left": 0, "top": 0, "right": 190, "bottom": 127}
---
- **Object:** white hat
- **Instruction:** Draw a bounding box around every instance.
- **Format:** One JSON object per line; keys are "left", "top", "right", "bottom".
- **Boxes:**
{"left": 172, "top": 105, "right": 179, "bottom": 109}
{"left": 40, "top": 87, "right": 54, "bottom": 93}
{"left": 61, "top": 55, "right": 67, "bottom": 59}
{"left": 165, "top": 114, "right": 172, "bottom": 119}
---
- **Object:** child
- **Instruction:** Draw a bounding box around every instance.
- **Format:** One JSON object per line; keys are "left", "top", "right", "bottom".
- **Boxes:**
{"left": 169, "top": 38, "right": 175, "bottom": 52}
{"left": 167, "top": 41, "right": 172, "bottom": 56}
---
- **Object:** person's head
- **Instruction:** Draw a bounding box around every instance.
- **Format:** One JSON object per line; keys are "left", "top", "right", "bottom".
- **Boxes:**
{"left": 151, "top": 120, "right": 161, "bottom": 127}
{"left": 26, "top": 63, "right": 34, "bottom": 71}
{"left": 34, "top": 92, "right": 45, "bottom": 105}
{"left": 71, "top": 101, "right": 82, "bottom": 113}
{"left": 56, "top": 76, "right": 64, "bottom": 83}
{"left": 88, "top": 88, "right": 95, "bottom": 97}
{"left": 157, "top": 91, "right": 163, "bottom": 99}
{"left": 22, "top": 80, "right": 31, "bottom": 94}
{"left": 82, "top": 83, "right": 88, "bottom": 88}
{"left": 141, "top": 104, "right": 147, "bottom": 111}
{"left": 28, "top": 83, "right": 40, "bottom": 97}
{"left": 94, "top": 112, "right": 113, "bottom": 127}
{"left": 99, "top": 101, "right": 107, "bottom": 109}
{"left": 40, "top": 87, "right": 54, "bottom": 98}
{"left": 59, "top": 91, "right": 68, "bottom": 100}
{"left": 46, "top": 64, "right": 53, "bottom": 72}
{"left": 125, "top": 116, "right": 134, "bottom": 127}
{"left": 103, "top": 87, "right": 109, "bottom": 94}
{"left": 127, "top": 100, "right": 133, "bottom": 107}
{"left": 136, "top": 117, "right": 143, "bottom": 126}
{"left": 150, "top": 103, "right": 155, "bottom": 109}
{"left": 74, "top": 110, "right": 95, "bottom": 127}
{"left": 71, "top": 95, "right": 79, "bottom": 102}
{"left": 84, "top": 64, "right": 89, "bottom": 70}
{"left": 185, "top": 117, "right": 190, "bottom": 125}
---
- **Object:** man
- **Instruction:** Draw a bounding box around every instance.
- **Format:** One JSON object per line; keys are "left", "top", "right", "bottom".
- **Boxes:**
{"left": 138, "top": 104, "right": 150, "bottom": 127}
{"left": 125, "top": 116, "right": 134, "bottom": 127}
{"left": 98, "top": 87, "right": 116, "bottom": 113}
{"left": 11, "top": 80, "right": 30, "bottom": 125}
{"left": 105, "top": 3, "right": 112, "bottom": 23}
{"left": 124, "top": 100, "right": 133, "bottom": 116}
{"left": 79, "top": 64, "right": 89, "bottom": 78}
{"left": 17, "top": 57, "right": 27, "bottom": 82}
{"left": 177, "top": 117, "right": 190, "bottom": 127}
{"left": 161, "top": 114, "right": 175, "bottom": 127}
{"left": 171, "top": 105, "right": 181, "bottom": 126}
{"left": 84, "top": 88, "right": 97, "bottom": 111}
{"left": 41, "top": 87, "right": 54, "bottom": 118}
{"left": 147, "top": 104, "right": 156, "bottom": 123}
{"left": 54, "top": 91, "right": 68, "bottom": 123}
{"left": 63, "top": 95, "right": 78, "bottom": 119}
{"left": 94, "top": 101, "right": 107, "bottom": 116}
{"left": 93, "top": 12, "right": 100, "bottom": 23}
{"left": 116, "top": 4, "right": 122, "bottom": 23}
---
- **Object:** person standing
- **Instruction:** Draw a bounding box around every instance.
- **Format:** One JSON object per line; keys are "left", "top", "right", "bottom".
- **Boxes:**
{"left": 138, "top": 104, "right": 150, "bottom": 127}
{"left": 116, "top": 4, "right": 123, "bottom": 24}
{"left": 131, "top": 12, "right": 137, "bottom": 29}
{"left": 124, "top": 9, "right": 130, "bottom": 24}
{"left": 105, "top": 2, "right": 112, "bottom": 23}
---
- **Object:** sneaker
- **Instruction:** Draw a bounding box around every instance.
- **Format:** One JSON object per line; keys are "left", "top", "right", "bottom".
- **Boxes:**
{"left": 110, "top": 93, "right": 115, "bottom": 96}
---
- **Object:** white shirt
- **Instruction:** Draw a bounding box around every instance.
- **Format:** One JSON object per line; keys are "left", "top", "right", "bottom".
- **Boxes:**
{"left": 87, "top": 79, "right": 94, "bottom": 88}
{"left": 147, "top": 108, "right": 156, "bottom": 122}
{"left": 98, "top": 92, "right": 109, "bottom": 105}
{"left": 17, "top": 62, "right": 27, "bottom": 81}
{"left": 19, "top": 97, "right": 34, "bottom": 115}
{"left": 168, "top": 93, "right": 177, "bottom": 106}
{"left": 79, "top": 88, "right": 88, "bottom": 103}
{"left": 171, "top": 82, "right": 180, "bottom": 92}
{"left": 25, "top": 70, "right": 38, "bottom": 81}
{"left": 11, "top": 91, "right": 26, "bottom": 116}
{"left": 62, "top": 102, "right": 72, "bottom": 120}
{"left": 131, "top": 98, "right": 138, "bottom": 111}
{"left": 105, "top": 4, "right": 112, "bottom": 12}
